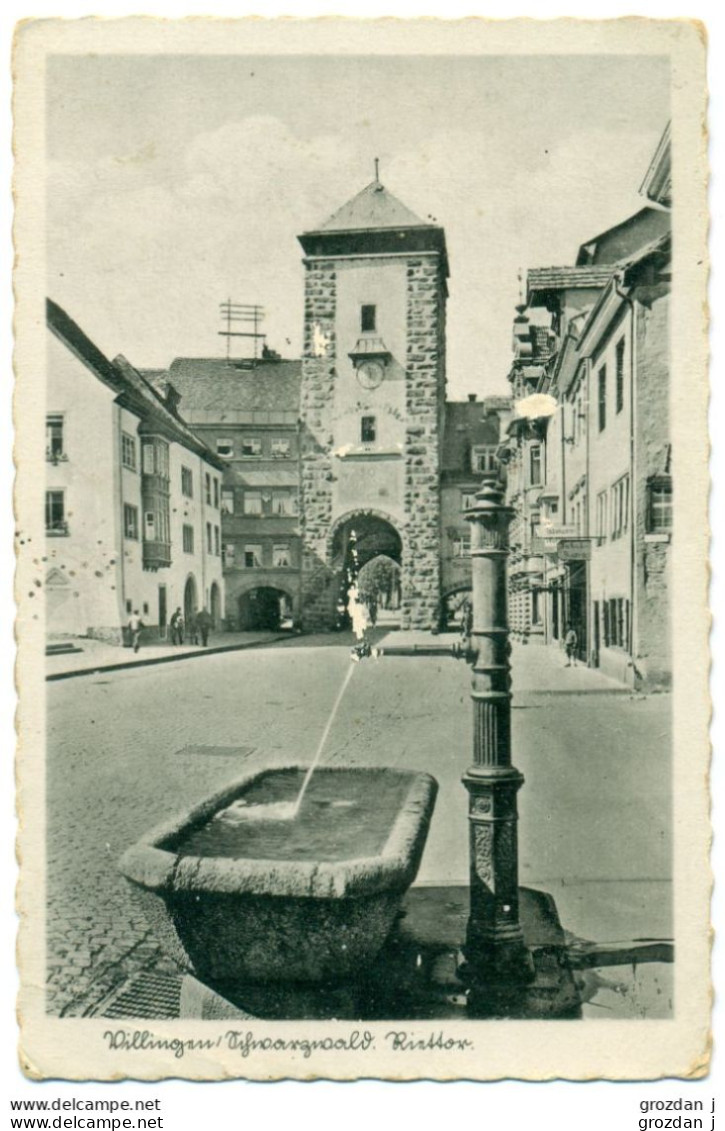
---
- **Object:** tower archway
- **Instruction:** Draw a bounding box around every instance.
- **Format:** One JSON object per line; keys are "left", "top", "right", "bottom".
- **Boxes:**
{"left": 328, "top": 510, "right": 403, "bottom": 627}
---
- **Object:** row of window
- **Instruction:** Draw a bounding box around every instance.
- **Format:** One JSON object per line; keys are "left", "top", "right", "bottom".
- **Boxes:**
{"left": 121, "top": 501, "right": 220, "bottom": 556}
{"left": 216, "top": 430, "right": 499, "bottom": 466}
{"left": 225, "top": 543, "right": 293, "bottom": 569}
{"left": 216, "top": 436, "right": 294, "bottom": 460}
{"left": 179, "top": 465, "right": 221, "bottom": 507}
{"left": 597, "top": 338, "right": 626, "bottom": 433}
{"left": 221, "top": 489, "right": 298, "bottom": 517}
{"left": 594, "top": 474, "right": 631, "bottom": 541}
{"left": 568, "top": 475, "right": 671, "bottom": 543}
{"left": 567, "top": 338, "right": 627, "bottom": 446}
{"left": 120, "top": 431, "right": 221, "bottom": 508}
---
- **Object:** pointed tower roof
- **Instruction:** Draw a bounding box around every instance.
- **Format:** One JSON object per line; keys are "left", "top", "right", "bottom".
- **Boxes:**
{"left": 316, "top": 179, "right": 428, "bottom": 234}
{"left": 298, "top": 173, "right": 448, "bottom": 281}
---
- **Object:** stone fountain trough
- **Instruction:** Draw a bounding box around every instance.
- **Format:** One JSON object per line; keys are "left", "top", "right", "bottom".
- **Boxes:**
{"left": 119, "top": 765, "right": 438, "bottom": 986}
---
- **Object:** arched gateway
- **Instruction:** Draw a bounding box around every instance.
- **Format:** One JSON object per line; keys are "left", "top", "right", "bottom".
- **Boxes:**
{"left": 238, "top": 586, "right": 294, "bottom": 632}
{"left": 329, "top": 511, "right": 403, "bottom": 629}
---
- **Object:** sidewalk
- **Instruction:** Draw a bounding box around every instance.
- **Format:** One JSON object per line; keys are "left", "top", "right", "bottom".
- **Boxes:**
{"left": 377, "top": 630, "right": 631, "bottom": 694}
{"left": 510, "top": 640, "right": 631, "bottom": 695}
{"left": 45, "top": 630, "right": 289, "bottom": 680}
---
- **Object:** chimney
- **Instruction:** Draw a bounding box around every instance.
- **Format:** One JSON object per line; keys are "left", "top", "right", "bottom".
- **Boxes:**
{"left": 468, "top": 393, "right": 477, "bottom": 402}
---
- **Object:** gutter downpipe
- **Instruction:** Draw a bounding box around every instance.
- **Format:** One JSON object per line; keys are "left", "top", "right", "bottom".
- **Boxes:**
{"left": 201, "top": 453, "right": 208, "bottom": 612}
{"left": 560, "top": 398, "right": 567, "bottom": 525}
{"left": 614, "top": 275, "right": 637, "bottom": 684}
{"left": 296, "top": 416, "right": 304, "bottom": 630}
{"left": 114, "top": 402, "right": 128, "bottom": 641}
{"left": 584, "top": 355, "right": 592, "bottom": 666}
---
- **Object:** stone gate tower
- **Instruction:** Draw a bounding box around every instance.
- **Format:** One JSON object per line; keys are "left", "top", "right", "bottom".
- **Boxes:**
{"left": 297, "top": 172, "right": 449, "bottom": 630}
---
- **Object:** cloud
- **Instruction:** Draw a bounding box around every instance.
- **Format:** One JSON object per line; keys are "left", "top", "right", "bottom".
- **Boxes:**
{"left": 47, "top": 109, "right": 664, "bottom": 397}
{"left": 47, "top": 115, "right": 364, "bottom": 365}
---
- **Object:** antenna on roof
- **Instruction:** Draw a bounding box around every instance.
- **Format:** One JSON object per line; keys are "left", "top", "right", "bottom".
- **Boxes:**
{"left": 218, "top": 300, "right": 266, "bottom": 363}
{"left": 373, "top": 157, "right": 382, "bottom": 189}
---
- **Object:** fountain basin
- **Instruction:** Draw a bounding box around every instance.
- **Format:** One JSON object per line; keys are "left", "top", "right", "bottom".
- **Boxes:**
{"left": 119, "top": 765, "right": 438, "bottom": 985}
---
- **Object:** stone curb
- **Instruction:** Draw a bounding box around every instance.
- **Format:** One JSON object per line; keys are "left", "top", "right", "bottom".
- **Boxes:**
{"left": 46, "top": 634, "right": 290, "bottom": 682}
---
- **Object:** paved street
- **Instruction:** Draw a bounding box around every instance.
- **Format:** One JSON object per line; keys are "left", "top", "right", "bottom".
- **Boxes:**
{"left": 46, "top": 637, "right": 672, "bottom": 1016}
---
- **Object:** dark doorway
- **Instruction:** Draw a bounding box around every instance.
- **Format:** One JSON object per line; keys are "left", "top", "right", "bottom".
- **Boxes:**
{"left": 566, "top": 562, "right": 588, "bottom": 662}
{"left": 238, "top": 588, "right": 290, "bottom": 631}
{"left": 592, "top": 599, "right": 600, "bottom": 667}
{"left": 552, "top": 583, "right": 560, "bottom": 641}
{"left": 158, "top": 585, "right": 167, "bottom": 638}
{"left": 184, "top": 576, "right": 197, "bottom": 627}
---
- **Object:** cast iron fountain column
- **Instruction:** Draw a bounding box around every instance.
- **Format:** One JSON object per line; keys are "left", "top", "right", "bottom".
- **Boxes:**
{"left": 460, "top": 476, "right": 535, "bottom": 1007}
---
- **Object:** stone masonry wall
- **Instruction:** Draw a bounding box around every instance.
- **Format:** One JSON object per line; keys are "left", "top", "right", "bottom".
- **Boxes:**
{"left": 403, "top": 256, "right": 445, "bottom": 629}
{"left": 299, "top": 260, "right": 339, "bottom": 631}
{"left": 634, "top": 287, "right": 671, "bottom": 689}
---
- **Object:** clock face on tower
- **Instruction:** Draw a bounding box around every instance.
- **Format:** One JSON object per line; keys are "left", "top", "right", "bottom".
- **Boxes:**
{"left": 356, "top": 360, "right": 385, "bottom": 390}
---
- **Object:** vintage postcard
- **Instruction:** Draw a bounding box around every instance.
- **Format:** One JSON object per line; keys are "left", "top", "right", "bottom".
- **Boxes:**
{"left": 13, "top": 17, "right": 709, "bottom": 1081}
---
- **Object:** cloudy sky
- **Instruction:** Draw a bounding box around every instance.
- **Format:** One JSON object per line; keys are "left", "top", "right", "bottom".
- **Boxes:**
{"left": 47, "top": 53, "right": 669, "bottom": 397}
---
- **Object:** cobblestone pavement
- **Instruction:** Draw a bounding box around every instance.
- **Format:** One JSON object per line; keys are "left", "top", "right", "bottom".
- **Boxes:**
{"left": 46, "top": 640, "right": 672, "bottom": 1016}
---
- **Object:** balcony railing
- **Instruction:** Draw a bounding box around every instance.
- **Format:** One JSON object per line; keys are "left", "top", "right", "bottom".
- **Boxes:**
{"left": 46, "top": 521, "right": 69, "bottom": 536}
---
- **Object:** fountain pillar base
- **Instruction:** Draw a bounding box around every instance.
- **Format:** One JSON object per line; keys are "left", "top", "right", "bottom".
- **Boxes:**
{"left": 461, "top": 766, "right": 536, "bottom": 996}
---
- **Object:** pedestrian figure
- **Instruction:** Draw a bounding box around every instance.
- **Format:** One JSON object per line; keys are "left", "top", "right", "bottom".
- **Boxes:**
{"left": 367, "top": 595, "right": 378, "bottom": 627}
{"left": 169, "top": 607, "right": 184, "bottom": 645}
{"left": 564, "top": 624, "right": 578, "bottom": 666}
{"left": 196, "top": 606, "right": 212, "bottom": 647}
{"left": 348, "top": 583, "right": 371, "bottom": 644}
{"left": 188, "top": 612, "right": 199, "bottom": 646}
{"left": 128, "top": 610, "right": 143, "bottom": 654}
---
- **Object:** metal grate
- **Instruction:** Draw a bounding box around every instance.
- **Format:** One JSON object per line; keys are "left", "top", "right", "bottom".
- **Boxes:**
{"left": 96, "top": 970, "right": 183, "bottom": 1020}
{"left": 176, "top": 745, "right": 257, "bottom": 758}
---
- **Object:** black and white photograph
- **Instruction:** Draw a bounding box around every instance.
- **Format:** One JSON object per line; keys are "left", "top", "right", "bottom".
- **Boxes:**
{"left": 12, "top": 16, "right": 709, "bottom": 1081}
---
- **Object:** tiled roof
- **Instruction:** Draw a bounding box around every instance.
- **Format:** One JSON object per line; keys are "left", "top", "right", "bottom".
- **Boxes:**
{"left": 640, "top": 122, "right": 671, "bottom": 207}
{"left": 575, "top": 206, "right": 670, "bottom": 266}
{"left": 311, "top": 180, "right": 428, "bottom": 234}
{"left": 527, "top": 266, "right": 614, "bottom": 296}
{"left": 112, "top": 355, "right": 224, "bottom": 468}
{"left": 46, "top": 299, "right": 224, "bottom": 469}
{"left": 47, "top": 299, "right": 123, "bottom": 393}
{"left": 617, "top": 230, "right": 671, "bottom": 273}
{"left": 153, "top": 357, "right": 303, "bottom": 415}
